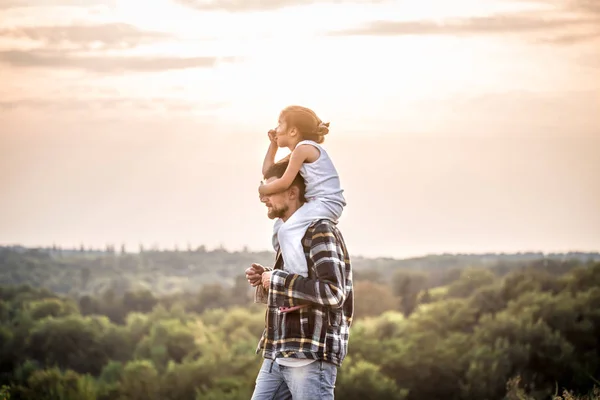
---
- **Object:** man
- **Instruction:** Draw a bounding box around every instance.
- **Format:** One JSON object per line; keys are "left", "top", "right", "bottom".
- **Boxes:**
{"left": 245, "top": 160, "right": 354, "bottom": 400}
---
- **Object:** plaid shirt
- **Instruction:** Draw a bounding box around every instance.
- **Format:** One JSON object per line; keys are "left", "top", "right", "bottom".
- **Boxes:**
{"left": 256, "top": 219, "right": 354, "bottom": 367}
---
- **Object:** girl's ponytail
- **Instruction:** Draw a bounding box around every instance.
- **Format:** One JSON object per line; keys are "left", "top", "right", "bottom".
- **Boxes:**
{"left": 280, "top": 105, "right": 330, "bottom": 144}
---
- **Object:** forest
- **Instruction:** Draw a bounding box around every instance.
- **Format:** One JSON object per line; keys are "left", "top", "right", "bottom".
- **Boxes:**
{"left": 0, "top": 245, "right": 599, "bottom": 399}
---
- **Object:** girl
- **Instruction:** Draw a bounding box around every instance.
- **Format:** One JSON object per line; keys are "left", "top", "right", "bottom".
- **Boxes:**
{"left": 259, "top": 105, "right": 346, "bottom": 278}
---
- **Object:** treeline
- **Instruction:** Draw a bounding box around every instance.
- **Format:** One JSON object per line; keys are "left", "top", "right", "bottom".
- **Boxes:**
{"left": 1, "top": 245, "right": 598, "bottom": 297}
{"left": 0, "top": 252, "right": 599, "bottom": 399}
{"left": 0, "top": 246, "right": 275, "bottom": 297}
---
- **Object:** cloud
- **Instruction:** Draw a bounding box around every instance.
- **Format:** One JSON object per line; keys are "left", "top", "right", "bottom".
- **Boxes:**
{"left": 0, "top": 97, "right": 227, "bottom": 112}
{"left": 322, "top": 0, "right": 600, "bottom": 43}
{"left": 0, "top": 23, "right": 171, "bottom": 50}
{"left": 538, "top": 31, "right": 600, "bottom": 45}
{"left": 520, "top": 0, "right": 600, "bottom": 16}
{"left": 576, "top": 0, "right": 600, "bottom": 15}
{"left": 0, "top": 0, "right": 114, "bottom": 9}
{"left": 328, "top": 13, "right": 597, "bottom": 38}
{"left": 418, "top": 89, "right": 600, "bottom": 138}
{"left": 176, "top": 0, "right": 379, "bottom": 12}
{"left": 0, "top": 49, "right": 237, "bottom": 72}
{"left": 576, "top": 53, "right": 600, "bottom": 69}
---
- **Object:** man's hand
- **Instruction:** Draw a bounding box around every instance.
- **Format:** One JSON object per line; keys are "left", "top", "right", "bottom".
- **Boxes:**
{"left": 245, "top": 263, "right": 265, "bottom": 287}
{"left": 261, "top": 271, "right": 273, "bottom": 289}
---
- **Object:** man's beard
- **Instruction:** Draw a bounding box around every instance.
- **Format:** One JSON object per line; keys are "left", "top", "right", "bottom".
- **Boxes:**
{"left": 268, "top": 204, "right": 289, "bottom": 220}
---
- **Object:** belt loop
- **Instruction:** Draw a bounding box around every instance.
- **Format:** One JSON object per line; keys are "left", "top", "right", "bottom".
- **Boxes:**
{"left": 269, "top": 359, "right": 274, "bottom": 373}
{"left": 319, "top": 359, "right": 323, "bottom": 371}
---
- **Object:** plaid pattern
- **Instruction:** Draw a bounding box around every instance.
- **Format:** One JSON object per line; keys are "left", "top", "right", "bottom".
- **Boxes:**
{"left": 256, "top": 219, "right": 354, "bottom": 367}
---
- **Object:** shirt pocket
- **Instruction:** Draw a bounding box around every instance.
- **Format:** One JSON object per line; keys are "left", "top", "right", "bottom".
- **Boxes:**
{"left": 283, "top": 309, "right": 314, "bottom": 340}
{"left": 328, "top": 309, "right": 342, "bottom": 327}
{"left": 326, "top": 310, "right": 342, "bottom": 355}
{"left": 299, "top": 309, "right": 312, "bottom": 338}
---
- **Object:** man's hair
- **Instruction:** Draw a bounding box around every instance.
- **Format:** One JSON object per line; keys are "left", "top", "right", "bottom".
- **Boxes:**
{"left": 264, "top": 160, "right": 306, "bottom": 202}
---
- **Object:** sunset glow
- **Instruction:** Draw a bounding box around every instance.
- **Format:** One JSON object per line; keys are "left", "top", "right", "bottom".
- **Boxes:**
{"left": 1, "top": 0, "right": 598, "bottom": 257}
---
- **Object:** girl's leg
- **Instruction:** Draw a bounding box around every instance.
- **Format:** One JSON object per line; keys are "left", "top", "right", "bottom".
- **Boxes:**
{"left": 272, "top": 218, "right": 284, "bottom": 253}
{"left": 278, "top": 200, "right": 340, "bottom": 277}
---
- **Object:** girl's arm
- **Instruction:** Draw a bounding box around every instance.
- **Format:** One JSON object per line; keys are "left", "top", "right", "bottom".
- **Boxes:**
{"left": 261, "top": 130, "right": 279, "bottom": 177}
{"left": 259, "top": 144, "right": 316, "bottom": 196}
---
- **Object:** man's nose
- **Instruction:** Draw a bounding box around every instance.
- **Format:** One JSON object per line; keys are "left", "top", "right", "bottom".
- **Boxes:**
{"left": 260, "top": 194, "right": 269, "bottom": 203}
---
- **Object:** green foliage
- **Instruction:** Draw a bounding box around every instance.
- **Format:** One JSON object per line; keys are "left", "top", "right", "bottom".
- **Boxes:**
{"left": 0, "top": 249, "right": 599, "bottom": 399}
{"left": 353, "top": 280, "right": 399, "bottom": 318}
{"left": 506, "top": 376, "right": 600, "bottom": 400}
{"left": 26, "top": 315, "right": 112, "bottom": 375}
{"left": 13, "top": 367, "right": 98, "bottom": 400}
{"left": 133, "top": 319, "right": 198, "bottom": 370}
{"left": 446, "top": 267, "right": 496, "bottom": 299}
{"left": 391, "top": 269, "right": 428, "bottom": 317}
{"left": 119, "top": 360, "right": 159, "bottom": 400}
{"left": 0, "top": 246, "right": 277, "bottom": 297}
{"left": 2, "top": 246, "right": 595, "bottom": 298}
{"left": 0, "top": 385, "right": 10, "bottom": 400}
{"left": 336, "top": 358, "right": 408, "bottom": 400}
{"left": 195, "top": 377, "right": 254, "bottom": 400}
{"left": 28, "top": 298, "right": 78, "bottom": 320}
{"left": 98, "top": 361, "right": 122, "bottom": 384}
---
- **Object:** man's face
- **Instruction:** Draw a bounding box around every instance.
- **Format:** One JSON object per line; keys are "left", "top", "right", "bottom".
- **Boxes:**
{"left": 260, "top": 176, "right": 290, "bottom": 220}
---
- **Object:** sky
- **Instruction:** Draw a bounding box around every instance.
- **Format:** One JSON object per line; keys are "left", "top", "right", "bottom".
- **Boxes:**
{"left": 1, "top": 0, "right": 599, "bottom": 259}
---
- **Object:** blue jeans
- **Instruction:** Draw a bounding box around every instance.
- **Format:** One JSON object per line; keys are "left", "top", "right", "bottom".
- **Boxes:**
{"left": 251, "top": 359, "right": 338, "bottom": 400}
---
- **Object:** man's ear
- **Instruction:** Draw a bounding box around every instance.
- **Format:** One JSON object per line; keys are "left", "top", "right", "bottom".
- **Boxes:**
{"left": 288, "top": 185, "right": 299, "bottom": 200}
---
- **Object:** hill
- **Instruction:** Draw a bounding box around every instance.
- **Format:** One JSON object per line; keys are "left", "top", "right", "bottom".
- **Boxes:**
{"left": 1, "top": 245, "right": 598, "bottom": 297}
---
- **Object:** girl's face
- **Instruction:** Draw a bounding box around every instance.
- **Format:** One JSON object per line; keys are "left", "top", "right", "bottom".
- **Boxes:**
{"left": 275, "top": 118, "right": 294, "bottom": 147}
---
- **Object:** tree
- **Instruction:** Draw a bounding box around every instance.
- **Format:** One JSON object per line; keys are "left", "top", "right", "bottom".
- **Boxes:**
{"left": 390, "top": 270, "right": 428, "bottom": 317}
{"left": 469, "top": 283, "right": 506, "bottom": 318}
{"left": 0, "top": 385, "right": 10, "bottom": 400}
{"left": 123, "top": 290, "right": 157, "bottom": 314}
{"left": 192, "top": 284, "right": 231, "bottom": 313}
{"left": 473, "top": 310, "right": 576, "bottom": 398}
{"left": 446, "top": 267, "right": 496, "bottom": 299}
{"left": 16, "top": 367, "right": 97, "bottom": 400}
{"left": 26, "top": 315, "right": 110, "bottom": 375}
{"left": 353, "top": 281, "right": 399, "bottom": 318}
{"left": 134, "top": 320, "right": 198, "bottom": 368}
{"left": 119, "top": 360, "right": 159, "bottom": 400}
{"left": 336, "top": 359, "right": 407, "bottom": 400}
{"left": 28, "top": 298, "right": 78, "bottom": 320}
{"left": 80, "top": 268, "right": 91, "bottom": 290}
{"left": 161, "top": 361, "right": 213, "bottom": 400}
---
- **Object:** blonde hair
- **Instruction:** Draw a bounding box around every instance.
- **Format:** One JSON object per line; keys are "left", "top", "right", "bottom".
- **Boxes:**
{"left": 279, "top": 105, "right": 330, "bottom": 144}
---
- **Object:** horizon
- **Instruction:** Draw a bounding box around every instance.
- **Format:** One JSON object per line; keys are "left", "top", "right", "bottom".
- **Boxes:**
{"left": 1, "top": 0, "right": 599, "bottom": 259}
{"left": 2, "top": 242, "right": 599, "bottom": 262}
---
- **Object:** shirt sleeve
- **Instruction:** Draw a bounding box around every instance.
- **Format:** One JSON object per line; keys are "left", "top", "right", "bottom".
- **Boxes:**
{"left": 267, "top": 221, "right": 347, "bottom": 309}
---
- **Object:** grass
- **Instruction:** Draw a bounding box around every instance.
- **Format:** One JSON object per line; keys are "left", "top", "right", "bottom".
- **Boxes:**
{"left": 0, "top": 386, "right": 10, "bottom": 400}
{"left": 506, "top": 376, "right": 600, "bottom": 400}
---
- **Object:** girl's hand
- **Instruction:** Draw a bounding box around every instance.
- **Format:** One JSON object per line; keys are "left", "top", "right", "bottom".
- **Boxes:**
{"left": 258, "top": 183, "right": 267, "bottom": 197}
{"left": 268, "top": 129, "right": 277, "bottom": 146}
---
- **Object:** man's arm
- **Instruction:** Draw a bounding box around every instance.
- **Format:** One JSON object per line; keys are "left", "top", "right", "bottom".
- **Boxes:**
{"left": 267, "top": 222, "right": 348, "bottom": 309}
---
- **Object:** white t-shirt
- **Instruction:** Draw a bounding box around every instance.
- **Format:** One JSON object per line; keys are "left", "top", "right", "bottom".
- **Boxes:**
{"left": 273, "top": 141, "right": 344, "bottom": 368}
{"left": 298, "top": 140, "right": 346, "bottom": 207}
{"left": 275, "top": 358, "right": 317, "bottom": 367}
